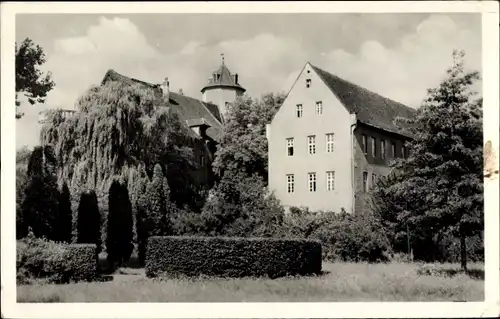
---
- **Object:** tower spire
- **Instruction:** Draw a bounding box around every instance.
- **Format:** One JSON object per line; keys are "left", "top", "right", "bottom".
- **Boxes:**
{"left": 221, "top": 53, "right": 224, "bottom": 65}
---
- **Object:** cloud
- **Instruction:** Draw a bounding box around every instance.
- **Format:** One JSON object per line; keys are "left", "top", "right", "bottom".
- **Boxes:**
{"left": 16, "top": 14, "right": 482, "bottom": 149}
{"left": 317, "top": 14, "right": 482, "bottom": 108}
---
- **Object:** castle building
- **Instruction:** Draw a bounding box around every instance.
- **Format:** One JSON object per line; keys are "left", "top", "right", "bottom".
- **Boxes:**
{"left": 38, "top": 57, "right": 245, "bottom": 188}
{"left": 267, "top": 62, "right": 416, "bottom": 213}
{"left": 201, "top": 55, "right": 246, "bottom": 124}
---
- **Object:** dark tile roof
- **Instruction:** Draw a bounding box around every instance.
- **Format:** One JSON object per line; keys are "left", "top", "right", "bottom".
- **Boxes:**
{"left": 101, "top": 69, "right": 223, "bottom": 141}
{"left": 201, "top": 62, "right": 246, "bottom": 93}
{"left": 311, "top": 64, "right": 416, "bottom": 138}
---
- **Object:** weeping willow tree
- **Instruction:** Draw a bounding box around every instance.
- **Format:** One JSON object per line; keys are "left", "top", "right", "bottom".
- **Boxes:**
{"left": 40, "top": 80, "right": 199, "bottom": 211}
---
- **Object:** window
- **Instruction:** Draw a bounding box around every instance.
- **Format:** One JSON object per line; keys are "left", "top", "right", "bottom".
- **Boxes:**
{"left": 287, "top": 174, "right": 295, "bottom": 193}
{"left": 362, "top": 135, "right": 368, "bottom": 154}
{"left": 296, "top": 104, "right": 303, "bottom": 118}
{"left": 308, "top": 173, "right": 317, "bottom": 192}
{"left": 381, "top": 140, "right": 386, "bottom": 159}
{"left": 308, "top": 135, "right": 316, "bottom": 155}
{"left": 286, "top": 138, "right": 294, "bottom": 156}
{"left": 200, "top": 154, "right": 205, "bottom": 166}
{"left": 306, "top": 79, "right": 311, "bottom": 88}
{"left": 402, "top": 145, "right": 407, "bottom": 158}
{"left": 371, "top": 137, "right": 377, "bottom": 157}
{"left": 326, "top": 133, "right": 335, "bottom": 153}
{"left": 326, "top": 171, "right": 335, "bottom": 191}
{"left": 362, "top": 172, "right": 368, "bottom": 192}
{"left": 315, "top": 101, "right": 323, "bottom": 115}
{"left": 392, "top": 142, "right": 397, "bottom": 158}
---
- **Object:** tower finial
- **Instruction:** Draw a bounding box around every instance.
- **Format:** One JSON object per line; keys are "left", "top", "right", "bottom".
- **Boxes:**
{"left": 221, "top": 53, "right": 224, "bottom": 65}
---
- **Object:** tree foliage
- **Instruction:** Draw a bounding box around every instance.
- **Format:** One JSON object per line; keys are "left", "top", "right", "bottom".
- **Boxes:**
{"left": 21, "top": 145, "right": 60, "bottom": 240}
{"left": 371, "top": 50, "right": 483, "bottom": 270}
{"left": 40, "top": 80, "right": 199, "bottom": 211}
{"left": 200, "top": 170, "right": 285, "bottom": 237}
{"left": 106, "top": 179, "right": 134, "bottom": 266}
{"left": 56, "top": 182, "right": 73, "bottom": 243}
{"left": 77, "top": 190, "right": 102, "bottom": 252}
{"left": 16, "top": 147, "right": 31, "bottom": 239}
{"left": 213, "top": 92, "right": 286, "bottom": 183}
{"left": 15, "top": 38, "right": 55, "bottom": 119}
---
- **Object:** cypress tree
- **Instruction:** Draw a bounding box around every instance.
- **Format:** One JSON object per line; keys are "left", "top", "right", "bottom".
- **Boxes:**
{"left": 135, "top": 170, "right": 150, "bottom": 266}
{"left": 106, "top": 179, "right": 134, "bottom": 267}
{"left": 56, "top": 182, "right": 73, "bottom": 243}
{"left": 21, "top": 145, "right": 59, "bottom": 240}
{"left": 77, "top": 190, "right": 102, "bottom": 253}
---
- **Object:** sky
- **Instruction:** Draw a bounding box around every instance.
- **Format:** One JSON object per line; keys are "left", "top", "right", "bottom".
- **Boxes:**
{"left": 15, "top": 13, "right": 482, "bottom": 149}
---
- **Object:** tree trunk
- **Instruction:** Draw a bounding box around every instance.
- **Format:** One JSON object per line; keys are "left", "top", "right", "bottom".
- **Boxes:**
{"left": 460, "top": 228, "right": 467, "bottom": 271}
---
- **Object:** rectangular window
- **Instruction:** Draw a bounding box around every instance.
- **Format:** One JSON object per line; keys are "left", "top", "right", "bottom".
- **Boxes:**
{"left": 362, "top": 171, "right": 368, "bottom": 192}
{"left": 306, "top": 79, "right": 311, "bottom": 88}
{"left": 326, "top": 133, "right": 335, "bottom": 153}
{"left": 362, "top": 135, "right": 368, "bottom": 154}
{"left": 308, "top": 135, "right": 316, "bottom": 155}
{"left": 287, "top": 174, "right": 295, "bottom": 193}
{"left": 381, "top": 140, "right": 386, "bottom": 159}
{"left": 371, "top": 136, "right": 377, "bottom": 157}
{"left": 200, "top": 154, "right": 205, "bottom": 166}
{"left": 392, "top": 142, "right": 397, "bottom": 158}
{"left": 308, "top": 172, "right": 317, "bottom": 192}
{"left": 315, "top": 101, "right": 323, "bottom": 115}
{"left": 296, "top": 104, "right": 303, "bottom": 118}
{"left": 286, "top": 138, "right": 294, "bottom": 156}
{"left": 326, "top": 171, "right": 335, "bottom": 191}
{"left": 402, "top": 145, "right": 407, "bottom": 158}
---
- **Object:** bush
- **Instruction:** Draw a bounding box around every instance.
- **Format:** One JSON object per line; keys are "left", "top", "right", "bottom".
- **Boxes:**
{"left": 17, "top": 233, "right": 97, "bottom": 284}
{"left": 145, "top": 236, "right": 322, "bottom": 278}
{"left": 282, "top": 208, "right": 391, "bottom": 263}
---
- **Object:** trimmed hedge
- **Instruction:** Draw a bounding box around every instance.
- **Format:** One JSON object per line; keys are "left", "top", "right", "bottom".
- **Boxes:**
{"left": 145, "top": 236, "right": 322, "bottom": 278}
{"left": 17, "top": 234, "right": 97, "bottom": 284}
{"left": 65, "top": 244, "right": 98, "bottom": 282}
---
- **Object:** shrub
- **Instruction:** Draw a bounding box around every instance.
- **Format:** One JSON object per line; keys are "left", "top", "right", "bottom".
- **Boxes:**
{"left": 282, "top": 208, "right": 391, "bottom": 262}
{"left": 17, "top": 232, "right": 97, "bottom": 284}
{"left": 145, "top": 236, "right": 322, "bottom": 279}
{"left": 200, "top": 170, "right": 285, "bottom": 237}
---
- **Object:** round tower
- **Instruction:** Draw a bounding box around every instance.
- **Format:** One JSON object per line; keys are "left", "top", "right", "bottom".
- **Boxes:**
{"left": 201, "top": 54, "right": 246, "bottom": 123}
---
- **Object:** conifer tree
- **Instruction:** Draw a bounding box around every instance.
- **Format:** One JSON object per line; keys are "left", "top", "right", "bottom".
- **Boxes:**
{"left": 135, "top": 170, "right": 150, "bottom": 266}
{"left": 373, "top": 50, "right": 483, "bottom": 270}
{"left": 56, "top": 182, "right": 73, "bottom": 243}
{"left": 106, "top": 179, "right": 134, "bottom": 267}
{"left": 77, "top": 190, "right": 102, "bottom": 253}
{"left": 21, "top": 145, "right": 60, "bottom": 240}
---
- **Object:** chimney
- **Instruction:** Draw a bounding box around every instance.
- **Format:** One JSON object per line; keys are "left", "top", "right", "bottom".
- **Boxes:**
{"left": 234, "top": 73, "right": 239, "bottom": 84}
{"left": 161, "top": 77, "right": 170, "bottom": 101}
{"left": 179, "top": 88, "right": 184, "bottom": 95}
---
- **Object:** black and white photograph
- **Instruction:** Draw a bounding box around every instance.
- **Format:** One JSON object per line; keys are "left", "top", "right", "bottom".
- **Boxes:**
{"left": 1, "top": 1, "right": 499, "bottom": 318}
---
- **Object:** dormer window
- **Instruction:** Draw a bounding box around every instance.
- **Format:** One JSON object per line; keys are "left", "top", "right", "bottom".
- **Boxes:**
{"left": 306, "top": 79, "right": 311, "bottom": 88}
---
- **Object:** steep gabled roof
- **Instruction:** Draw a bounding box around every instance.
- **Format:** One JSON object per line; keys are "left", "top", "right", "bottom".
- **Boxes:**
{"left": 310, "top": 64, "right": 416, "bottom": 138}
{"left": 201, "top": 62, "right": 246, "bottom": 93}
{"left": 101, "top": 69, "right": 223, "bottom": 141}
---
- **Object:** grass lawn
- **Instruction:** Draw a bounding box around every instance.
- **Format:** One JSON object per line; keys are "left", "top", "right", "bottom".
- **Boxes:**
{"left": 17, "top": 262, "right": 484, "bottom": 302}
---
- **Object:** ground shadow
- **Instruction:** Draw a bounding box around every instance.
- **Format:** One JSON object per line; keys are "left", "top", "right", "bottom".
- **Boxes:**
{"left": 441, "top": 268, "right": 484, "bottom": 280}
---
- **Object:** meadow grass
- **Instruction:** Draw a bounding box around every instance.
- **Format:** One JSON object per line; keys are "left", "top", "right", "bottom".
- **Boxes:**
{"left": 17, "top": 262, "right": 484, "bottom": 302}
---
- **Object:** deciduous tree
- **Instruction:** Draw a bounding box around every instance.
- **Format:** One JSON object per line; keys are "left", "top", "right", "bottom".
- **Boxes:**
{"left": 15, "top": 38, "right": 55, "bottom": 119}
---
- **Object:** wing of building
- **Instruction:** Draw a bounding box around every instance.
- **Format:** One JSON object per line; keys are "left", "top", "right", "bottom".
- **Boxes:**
{"left": 267, "top": 62, "right": 417, "bottom": 214}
